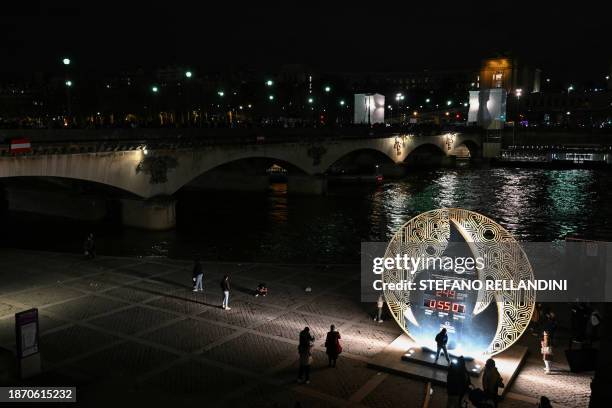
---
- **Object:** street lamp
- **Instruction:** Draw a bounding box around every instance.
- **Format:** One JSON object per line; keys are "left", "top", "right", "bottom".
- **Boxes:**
{"left": 151, "top": 86, "right": 159, "bottom": 93}
{"left": 217, "top": 90, "right": 224, "bottom": 97}
{"left": 446, "top": 100, "right": 452, "bottom": 106}
{"left": 65, "top": 80, "right": 73, "bottom": 87}
{"left": 513, "top": 89, "right": 523, "bottom": 146}
{"left": 324, "top": 86, "right": 331, "bottom": 93}
{"left": 266, "top": 80, "right": 274, "bottom": 86}
{"left": 308, "top": 97, "right": 314, "bottom": 104}
{"left": 339, "top": 100, "right": 345, "bottom": 106}
{"left": 268, "top": 95, "right": 274, "bottom": 100}
{"left": 185, "top": 71, "right": 192, "bottom": 78}
{"left": 62, "top": 58, "right": 71, "bottom": 65}
{"left": 568, "top": 85, "right": 574, "bottom": 93}
{"left": 425, "top": 98, "right": 431, "bottom": 103}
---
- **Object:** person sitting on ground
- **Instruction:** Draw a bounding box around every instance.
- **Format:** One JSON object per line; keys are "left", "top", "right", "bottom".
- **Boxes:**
{"left": 482, "top": 358, "right": 504, "bottom": 408}
{"left": 255, "top": 282, "right": 268, "bottom": 297}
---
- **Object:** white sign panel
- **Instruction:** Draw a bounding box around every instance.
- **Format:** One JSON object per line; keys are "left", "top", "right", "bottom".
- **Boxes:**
{"left": 354, "top": 93, "right": 385, "bottom": 124}
{"left": 468, "top": 89, "right": 507, "bottom": 130}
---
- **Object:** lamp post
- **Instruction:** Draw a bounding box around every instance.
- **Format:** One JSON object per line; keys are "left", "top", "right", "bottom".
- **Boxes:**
{"left": 62, "top": 58, "right": 72, "bottom": 123}
{"left": 513, "top": 89, "right": 522, "bottom": 146}
{"left": 395, "top": 93, "right": 405, "bottom": 124}
{"left": 65, "top": 80, "right": 73, "bottom": 124}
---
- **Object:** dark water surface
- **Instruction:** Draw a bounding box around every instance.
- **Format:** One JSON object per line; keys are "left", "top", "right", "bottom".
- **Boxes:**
{"left": 4, "top": 166, "right": 612, "bottom": 263}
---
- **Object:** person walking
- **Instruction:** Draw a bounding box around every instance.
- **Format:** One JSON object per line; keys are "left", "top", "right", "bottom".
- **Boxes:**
{"left": 482, "top": 358, "right": 504, "bottom": 408}
{"left": 374, "top": 294, "right": 384, "bottom": 323}
{"left": 192, "top": 258, "right": 203, "bottom": 292}
{"left": 297, "top": 327, "right": 314, "bottom": 384}
{"left": 434, "top": 328, "right": 450, "bottom": 365}
{"left": 221, "top": 275, "right": 231, "bottom": 310}
{"left": 325, "top": 325, "right": 342, "bottom": 367}
{"left": 541, "top": 330, "right": 554, "bottom": 374}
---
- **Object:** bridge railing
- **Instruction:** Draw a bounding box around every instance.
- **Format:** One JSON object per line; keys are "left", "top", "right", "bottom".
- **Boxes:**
{"left": 0, "top": 124, "right": 470, "bottom": 156}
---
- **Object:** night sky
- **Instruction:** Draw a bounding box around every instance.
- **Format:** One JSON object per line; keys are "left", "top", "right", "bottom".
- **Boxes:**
{"left": 1, "top": 1, "right": 609, "bottom": 82}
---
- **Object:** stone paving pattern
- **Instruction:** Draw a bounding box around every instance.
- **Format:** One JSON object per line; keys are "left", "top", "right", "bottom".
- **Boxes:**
{"left": 0, "top": 249, "right": 592, "bottom": 407}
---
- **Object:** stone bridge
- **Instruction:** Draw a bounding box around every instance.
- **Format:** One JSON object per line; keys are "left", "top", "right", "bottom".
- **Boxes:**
{"left": 0, "top": 132, "right": 481, "bottom": 229}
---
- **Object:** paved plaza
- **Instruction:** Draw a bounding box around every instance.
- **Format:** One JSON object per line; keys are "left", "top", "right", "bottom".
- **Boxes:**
{"left": 0, "top": 249, "right": 592, "bottom": 407}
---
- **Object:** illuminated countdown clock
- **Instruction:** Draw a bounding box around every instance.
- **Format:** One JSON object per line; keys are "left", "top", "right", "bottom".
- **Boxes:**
{"left": 382, "top": 208, "right": 536, "bottom": 356}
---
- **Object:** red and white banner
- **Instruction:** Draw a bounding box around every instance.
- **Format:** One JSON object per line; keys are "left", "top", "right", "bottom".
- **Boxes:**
{"left": 10, "top": 138, "right": 32, "bottom": 153}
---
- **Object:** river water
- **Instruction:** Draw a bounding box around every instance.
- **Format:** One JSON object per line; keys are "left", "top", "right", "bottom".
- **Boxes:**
{"left": 4, "top": 166, "right": 612, "bottom": 263}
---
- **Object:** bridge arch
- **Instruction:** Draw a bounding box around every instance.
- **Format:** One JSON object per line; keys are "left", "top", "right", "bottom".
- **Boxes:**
{"left": 176, "top": 156, "right": 309, "bottom": 193}
{"left": 453, "top": 139, "right": 480, "bottom": 158}
{"left": 403, "top": 142, "right": 446, "bottom": 165}
{"left": 324, "top": 148, "right": 396, "bottom": 174}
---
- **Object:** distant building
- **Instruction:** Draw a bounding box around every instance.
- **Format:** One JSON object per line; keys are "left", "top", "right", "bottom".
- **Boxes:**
{"left": 479, "top": 56, "right": 541, "bottom": 93}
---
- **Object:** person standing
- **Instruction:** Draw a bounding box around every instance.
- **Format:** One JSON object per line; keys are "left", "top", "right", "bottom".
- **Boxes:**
{"left": 482, "top": 358, "right": 504, "bottom": 408}
{"left": 221, "top": 275, "right": 231, "bottom": 310}
{"left": 325, "top": 325, "right": 342, "bottom": 367}
{"left": 434, "top": 328, "right": 450, "bottom": 365}
{"left": 192, "top": 258, "right": 203, "bottom": 292}
{"left": 446, "top": 356, "right": 471, "bottom": 408}
{"left": 537, "top": 396, "right": 553, "bottom": 408}
{"left": 541, "top": 331, "right": 554, "bottom": 374}
{"left": 297, "top": 327, "right": 314, "bottom": 384}
{"left": 374, "top": 294, "right": 384, "bottom": 323}
{"left": 83, "top": 233, "right": 96, "bottom": 259}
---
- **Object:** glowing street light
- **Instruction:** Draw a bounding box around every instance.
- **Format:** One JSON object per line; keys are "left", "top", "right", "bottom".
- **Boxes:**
{"left": 515, "top": 88, "right": 523, "bottom": 98}
{"left": 266, "top": 80, "right": 274, "bottom": 86}
{"left": 425, "top": 98, "right": 431, "bottom": 103}
{"left": 62, "top": 58, "right": 71, "bottom": 65}
{"left": 268, "top": 95, "right": 274, "bottom": 100}
{"left": 446, "top": 100, "right": 452, "bottom": 106}
{"left": 308, "top": 97, "right": 314, "bottom": 104}
{"left": 324, "top": 86, "right": 331, "bottom": 93}
{"left": 606, "top": 75, "right": 610, "bottom": 80}
{"left": 65, "top": 80, "right": 73, "bottom": 87}
{"left": 217, "top": 90, "right": 224, "bottom": 97}
{"left": 339, "top": 100, "right": 345, "bottom": 106}
{"left": 185, "top": 71, "right": 192, "bottom": 78}
{"left": 567, "top": 85, "right": 574, "bottom": 93}
{"left": 151, "top": 86, "right": 158, "bottom": 93}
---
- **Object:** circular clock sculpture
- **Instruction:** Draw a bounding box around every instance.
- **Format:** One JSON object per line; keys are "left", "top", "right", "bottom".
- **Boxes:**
{"left": 382, "top": 208, "right": 535, "bottom": 356}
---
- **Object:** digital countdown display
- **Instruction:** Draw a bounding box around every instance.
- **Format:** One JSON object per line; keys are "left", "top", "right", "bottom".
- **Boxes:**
{"left": 423, "top": 292, "right": 466, "bottom": 314}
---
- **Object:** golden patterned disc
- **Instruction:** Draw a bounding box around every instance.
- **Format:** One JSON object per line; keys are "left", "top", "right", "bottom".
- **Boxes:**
{"left": 382, "top": 208, "right": 535, "bottom": 355}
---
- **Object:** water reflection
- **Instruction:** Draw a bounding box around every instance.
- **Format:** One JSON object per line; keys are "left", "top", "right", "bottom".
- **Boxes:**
{"left": 3, "top": 167, "right": 611, "bottom": 263}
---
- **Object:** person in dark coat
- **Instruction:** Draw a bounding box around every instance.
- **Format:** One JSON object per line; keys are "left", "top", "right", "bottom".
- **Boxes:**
{"left": 446, "top": 356, "right": 471, "bottom": 408}
{"left": 324, "top": 324, "right": 342, "bottom": 367}
{"left": 192, "top": 258, "right": 203, "bottom": 292}
{"left": 434, "top": 328, "right": 450, "bottom": 364}
{"left": 482, "top": 358, "right": 504, "bottom": 408}
{"left": 297, "top": 327, "right": 314, "bottom": 384}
